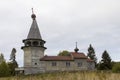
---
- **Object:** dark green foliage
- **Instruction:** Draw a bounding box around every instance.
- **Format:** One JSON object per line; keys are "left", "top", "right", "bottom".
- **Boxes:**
{"left": 97, "top": 61, "right": 106, "bottom": 70}
{"left": 0, "top": 50, "right": 18, "bottom": 77}
{"left": 98, "top": 50, "right": 112, "bottom": 70}
{"left": 8, "top": 61, "right": 18, "bottom": 76}
{"left": 0, "top": 61, "right": 10, "bottom": 77}
{"left": 0, "top": 53, "right": 5, "bottom": 64}
{"left": 58, "top": 50, "right": 70, "bottom": 56}
{"left": 112, "top": 62, "right": 120, "bottom": 73}
{"left": 87, "top": 44, "right": 97, "bottom": 66}
{"left": 0, "top": 54, "right": 10, "bottom": 77}
{"left": 8, "top": 48, "right": 18, "bottom": 76}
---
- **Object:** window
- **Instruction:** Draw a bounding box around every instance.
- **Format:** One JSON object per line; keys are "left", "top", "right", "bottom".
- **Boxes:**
{"left": 78, "top": 62, "right": 82, "bottom": 67}
{"left": 52, "top": 62, "right": 56, "bottom": 66}
{"left": 66, "top": 62, "right": 70, "bottom": 67}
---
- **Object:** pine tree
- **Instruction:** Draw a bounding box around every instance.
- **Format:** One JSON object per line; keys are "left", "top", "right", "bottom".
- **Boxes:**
{"left": 101, "top": 50, "right": 112, "bottom": 70}
{"left": 98, "top": 50, "right": 112, "bottom": 70}
{"left": 10, "top": 48, "right": 16, "bottom": 62}
{"left": 87, "top": 44, "right": 97, "bottom": 66}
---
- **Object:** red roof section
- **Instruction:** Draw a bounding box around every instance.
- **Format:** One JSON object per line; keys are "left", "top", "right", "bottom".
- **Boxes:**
{"left": 40, "top": 56, "right": 73, "bottom": 61}
{"left": 71, "top": 52, "right": 88, "bottom": 59}
{"left": 40, "top": 52, "right": 89, "bottom": 61}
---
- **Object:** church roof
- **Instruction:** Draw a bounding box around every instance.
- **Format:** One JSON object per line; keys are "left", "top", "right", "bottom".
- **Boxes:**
{"left": 70, "top": 52, "right": 88, "bottom": 59}
{"left": 27, "top": 13, "right": 42, "bottom": 39}
{"left": 40, "top": 56, "right": 73, "bottom": 61}
{"left": 40, "top": 52, "right": 89, "bottom": 61}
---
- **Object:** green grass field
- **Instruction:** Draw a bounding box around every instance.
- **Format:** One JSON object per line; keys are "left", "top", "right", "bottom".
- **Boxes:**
{"left": 0, "top": 71, "right": 120, "bottom": 80}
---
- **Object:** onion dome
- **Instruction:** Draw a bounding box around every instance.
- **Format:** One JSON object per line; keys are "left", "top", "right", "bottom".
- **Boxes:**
{"left": 74, "top": 42, "right": 79, "bottom": 52}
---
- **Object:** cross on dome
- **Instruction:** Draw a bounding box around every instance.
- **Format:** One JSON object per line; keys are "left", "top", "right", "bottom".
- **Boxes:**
{"left": 31, "top": 8, "right": 36, "bottom": 20}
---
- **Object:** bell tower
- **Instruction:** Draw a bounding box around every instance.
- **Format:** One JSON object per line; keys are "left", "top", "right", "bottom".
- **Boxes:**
{"left": 22, "top": 9, "right": 46, "bottom": 68}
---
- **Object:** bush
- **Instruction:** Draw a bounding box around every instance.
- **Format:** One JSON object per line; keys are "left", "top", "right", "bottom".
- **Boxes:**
{"left": 0, "top": 61, "right": 10, "bottom": 77}
{"left": 8, "top": 61, "right": 18, "bottom": 76}
{"left": 112, "top": 63, "right": 120, "bottom": 73}
{"left": 58, "top": 50, "right": 70, "bottom": 56}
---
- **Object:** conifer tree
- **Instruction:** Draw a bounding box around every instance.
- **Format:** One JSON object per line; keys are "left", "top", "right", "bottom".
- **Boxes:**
{"left": 101, "top": 50, "right": 112, "bottom": 69}
{"left": 98, "top": 50, "right": 112, "bottom": 70}
{"left": 8, "top": 48, "right": 18, "bottom": 75}
{"left": 87, "top": 44, "right": 97, "bottom": 66}
{"left": 10, "top": 48, "right": 16, "bottom": 62}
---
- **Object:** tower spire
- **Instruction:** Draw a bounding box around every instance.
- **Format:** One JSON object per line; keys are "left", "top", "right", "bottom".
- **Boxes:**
{"left": 27, "top": 9, "right": 42, "bottom": 39}
{"left": 74, "top": 42, "right": 79, "bottom": 52}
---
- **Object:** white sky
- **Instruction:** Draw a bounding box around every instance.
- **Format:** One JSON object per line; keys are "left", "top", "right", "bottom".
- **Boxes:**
{"left": 0, "top": 0, "right": 120, "bottom": 66}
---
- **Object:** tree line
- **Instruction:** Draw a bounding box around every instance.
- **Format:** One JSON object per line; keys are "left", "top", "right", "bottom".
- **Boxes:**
{"left": 0, "top": 48, "right": 18, "bottom": 77}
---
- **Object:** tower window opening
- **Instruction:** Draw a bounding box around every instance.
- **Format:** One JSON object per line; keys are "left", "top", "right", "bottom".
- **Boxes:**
{"left": 33, "top": 41, "right": 39, "bottom": 46}
{"left": 26, "top": 41, "right": 31, "bottom": 46}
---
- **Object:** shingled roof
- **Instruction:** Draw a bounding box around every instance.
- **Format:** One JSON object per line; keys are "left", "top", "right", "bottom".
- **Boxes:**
{"left": 40, "top": 52, "right": 90, "bottom": 61}
{"left": 71, "top": 52, "right": 88, "bottom": 59}
{"left": 27, "top": 13, "right": 42, "bottom": 39}
{"left": 40, "top": 56, "right": 73, "bottom": 61}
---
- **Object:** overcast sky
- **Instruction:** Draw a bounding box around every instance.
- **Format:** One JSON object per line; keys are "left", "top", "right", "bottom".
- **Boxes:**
{"left": 0, "top": 0, "right": 120, "bottom": 66}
